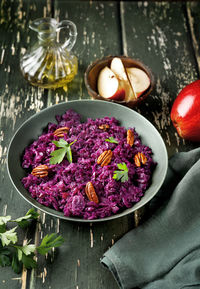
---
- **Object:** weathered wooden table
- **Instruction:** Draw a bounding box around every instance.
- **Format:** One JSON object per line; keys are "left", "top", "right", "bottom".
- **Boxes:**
{"left": 0, "top": 1, "right": 199, "bottom": 288}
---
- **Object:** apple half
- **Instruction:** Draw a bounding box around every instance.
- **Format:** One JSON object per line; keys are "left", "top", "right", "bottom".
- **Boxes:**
{"left": 126, "top": 67, "right": 151, "bottom": 98}
{"left": 97, "top": 66, "right": 125, "bottom": 101}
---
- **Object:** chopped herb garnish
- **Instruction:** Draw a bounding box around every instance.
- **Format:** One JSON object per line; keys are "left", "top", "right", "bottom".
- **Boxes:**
{"left": 113, "top": 162, "right": 129, "bottom": 182}
{"left": 105, "top": 137, "right": 118, "bottom": 144}
{"left": 50, "top": 138, "right": 77, "bottom": 165}
{"left": 0, "top": 209, "right": 64, "bottom": 274}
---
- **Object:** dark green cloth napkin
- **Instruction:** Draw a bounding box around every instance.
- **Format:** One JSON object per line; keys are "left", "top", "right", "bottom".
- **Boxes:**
{"left": 101, "top": 148, "right": 200, "bottom": 289}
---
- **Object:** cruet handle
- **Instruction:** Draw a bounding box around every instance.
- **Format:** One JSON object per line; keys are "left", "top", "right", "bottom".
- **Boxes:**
{"left": 57, "top": 20, "right": 77, "bottom": 51}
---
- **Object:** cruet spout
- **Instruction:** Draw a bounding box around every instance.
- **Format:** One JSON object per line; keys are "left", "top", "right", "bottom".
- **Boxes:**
{"left": 29, "top": 17, "right": 57, "bottom": 33}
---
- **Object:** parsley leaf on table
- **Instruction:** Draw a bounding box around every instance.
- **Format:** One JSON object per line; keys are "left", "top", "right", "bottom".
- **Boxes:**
{"left": 0, "top": 216, "right": 11, "bottom": 226}
{"left": 0, "top": 208, "right": 64, "bottom": 274}
{"left": 13, "top": 208, "right": 39, "bottom": 229}
{"left": 21, "top": 253, "right": 37, "bottom": 269}
{"left": 0, "top": 245, "right": 11, "bottom": 267}
{"left": 0, "top": 227, "right": 18, "bottom": 246}
{"left": 11, "top": 251, "right": 23, "bottom": 274}
{"left": 15, "top": 243, "right": 37, "bottom": 269}
{"left": 37, "top": 233, "right": 65, "bottom": 255}
{"left": 11, "top": 244, "right": 37, "bottom": 272}
{"left": 0, "top": 216, "right": 11, "bottom": 233}
{"left": 50, "top": 138, "right": 77, "bottom": 164}
{"left": 26, "top": 208, "right": 40, "bottom": 219}
{"left": 113, "top": 162, "right": 129, "bottom": 182}
{"left": 105, "top": 137, "right": 118, "bottom": 144}
{"left": 0, "top": 209, "right": 39, "bottom": 231}
{"left": 16, "top": 244, "right": 36, "bottom": 261}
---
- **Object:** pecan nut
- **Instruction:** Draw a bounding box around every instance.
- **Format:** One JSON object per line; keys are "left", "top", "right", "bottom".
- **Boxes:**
{"left": 134, "top": 152, "right": 147, "bottom": 167}
{"left": 53, "top": 126, "right": 69, "bottom": 138}
{"left": 98, "top": 124, "right": 110, "bottom": 131}
{"left": 31, "top": 165, "right": 49, "bottom": 178}
{"left": 127, "top": 129, "right": 134, "bottom": 147}
{"left": 85, "top": 182, "right": 99, "bottom": 204}
{"left": 97, "top": 150, "right": 112, "bottom": 167}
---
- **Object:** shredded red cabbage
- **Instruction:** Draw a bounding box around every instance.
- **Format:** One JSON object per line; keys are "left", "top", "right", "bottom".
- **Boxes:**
{"left": 21, "top": 109, "right": 156, "bottom": 220}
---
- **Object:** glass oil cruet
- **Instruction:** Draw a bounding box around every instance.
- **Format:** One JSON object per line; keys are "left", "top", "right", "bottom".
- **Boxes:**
{"left": 20, "top": 18, "right": 78, "bottom": 90}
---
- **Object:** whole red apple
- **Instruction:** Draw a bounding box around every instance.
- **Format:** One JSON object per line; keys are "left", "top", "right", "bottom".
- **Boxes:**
{"left": 170, "top": 80, "right": 200, "bottom": 142}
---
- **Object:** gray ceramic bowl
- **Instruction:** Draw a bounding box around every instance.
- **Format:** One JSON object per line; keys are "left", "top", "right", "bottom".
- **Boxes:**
{"left": 7, "top": 100, "right": 168, "bottom": 222}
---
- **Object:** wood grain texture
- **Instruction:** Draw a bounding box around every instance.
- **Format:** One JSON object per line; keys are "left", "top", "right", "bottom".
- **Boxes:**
{"left": 0, "top": 0, "right": 52, "bottom": 288}
{"left": 0, "top": 1, "right": 199, "bottom": 289}
{"left": 186, "top": 2, "right": 200, "bottom": 75}
{"left": 121, "top": 1, "right": 198, "bottom": 157}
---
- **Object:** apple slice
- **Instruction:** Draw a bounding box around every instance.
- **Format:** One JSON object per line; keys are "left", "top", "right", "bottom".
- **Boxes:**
{"left": 110, "top": 57, "right": 128, "bottom": 81}
{"left": 126, "top": 67, "right": 150, "bottom": 98}
{"left": 110, "top": 57, "right": 137, "bottom": 102}
{"left": 97, "top": 66, "right": 125, "bottom": 101}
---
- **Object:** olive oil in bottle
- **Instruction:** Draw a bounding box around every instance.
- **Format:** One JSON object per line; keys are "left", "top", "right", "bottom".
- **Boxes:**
{"left": 20, "top": 18, "right": 78, "bottom": 89}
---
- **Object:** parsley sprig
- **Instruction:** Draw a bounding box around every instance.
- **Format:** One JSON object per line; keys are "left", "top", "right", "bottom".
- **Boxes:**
{"left": 50, "top": 138, "right": 77, "bottom": 165}
{"left": 113, "top": 162, "right": 129, "bottom": 182}
{"left": 105, "top": 137, "right": 118, "bottom": 144}
{"left": 0, "top": 209, "right": 64, "bottom": 273}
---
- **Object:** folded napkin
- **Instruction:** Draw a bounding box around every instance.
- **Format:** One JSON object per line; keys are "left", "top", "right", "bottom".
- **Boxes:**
{"left": 101, "top": 148, "right": 200, "bottom": 289}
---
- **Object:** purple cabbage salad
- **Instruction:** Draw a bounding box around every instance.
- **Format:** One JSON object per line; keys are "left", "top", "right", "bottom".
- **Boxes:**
{"left": 21, "top": 109, "right": 156, "bottom": 220}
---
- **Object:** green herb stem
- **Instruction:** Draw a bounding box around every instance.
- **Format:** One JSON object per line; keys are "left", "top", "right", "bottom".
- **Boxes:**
{"left": 105, "top": 136, "right": 118, "bottom": 144}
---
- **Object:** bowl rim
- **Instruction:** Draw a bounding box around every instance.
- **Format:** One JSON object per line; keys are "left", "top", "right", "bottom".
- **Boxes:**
{"left": 7, "top": 99, "right": 168, "bottom": 223}
{"left": 84, "top": 55, "right": 155, "bottom": 107}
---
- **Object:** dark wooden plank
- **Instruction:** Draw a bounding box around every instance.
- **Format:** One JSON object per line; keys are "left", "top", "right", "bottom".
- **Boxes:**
{"left": 0, "top": 0, "right": 52, "bottom": 288}
{"left": 186, "top": 2, "right": 200, "bottom": 75}
{"left": 120, "top": 1, "right": 199, "bottom": 157}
